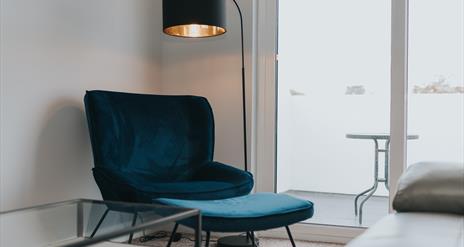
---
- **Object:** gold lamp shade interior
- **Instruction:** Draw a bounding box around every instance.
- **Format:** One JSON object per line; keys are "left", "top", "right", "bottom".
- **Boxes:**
{"left": 163, "top": 24, "right": 226, "bottom": 38}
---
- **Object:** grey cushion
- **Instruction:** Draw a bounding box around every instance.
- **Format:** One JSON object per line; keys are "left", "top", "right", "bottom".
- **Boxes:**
{"left": 393, "top": 162, "right": 464, "bottom": 214}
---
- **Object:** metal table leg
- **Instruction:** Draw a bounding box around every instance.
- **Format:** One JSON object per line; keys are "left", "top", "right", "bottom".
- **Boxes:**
{"left": 76, "top": 201, "right": 84, "bottom": 238}
{"left": 384, "top": 139, "right": 391, "bottom": 190}
{"left": 351, "top": 134, "right": 409, "bottom": 224}
{"left": 354, "top": 184, "right": 375, "bottom": 216}
{"left": 358, "top": 180, "right": 379, "bottom": 224}
{"left": 356, "top": 139, "right": 380, "bottom": 225}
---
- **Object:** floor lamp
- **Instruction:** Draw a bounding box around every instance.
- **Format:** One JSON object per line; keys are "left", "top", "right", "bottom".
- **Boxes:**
{"left": 163, "top": 0, "right": 251, "bottom": 246}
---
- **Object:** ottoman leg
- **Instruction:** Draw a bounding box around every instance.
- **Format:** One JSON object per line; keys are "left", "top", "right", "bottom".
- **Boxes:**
{"left": 205, "top": 231, "right": 211, "bottom": 247}
{"left": 285, "top": 226, "right": 296, "bottom": 247}
{"left": 166, "top": 223, "right": 179, "bottom": 247}
{"left": 250, "top": 231, "right": 256, "bottom": 247}
{"left": 128, "top": 212, "right": 138, "bottom": 243}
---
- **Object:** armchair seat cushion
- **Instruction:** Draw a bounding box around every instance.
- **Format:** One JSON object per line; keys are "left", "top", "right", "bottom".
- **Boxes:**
{"left": 93, "top": 162, "right": 253, "bottom": 201}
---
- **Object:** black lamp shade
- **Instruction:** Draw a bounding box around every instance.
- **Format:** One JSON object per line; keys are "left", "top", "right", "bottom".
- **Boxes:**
{"left": 163, "top": 0, "right": 227, "bottom": 38}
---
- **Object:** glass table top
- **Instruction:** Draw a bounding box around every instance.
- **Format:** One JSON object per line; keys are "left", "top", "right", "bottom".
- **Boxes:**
{"left": 346, "top": 133, "right": 419, "bottom": 140}
{"left": 0, "top": 199, "right": 200, "bottom": 247}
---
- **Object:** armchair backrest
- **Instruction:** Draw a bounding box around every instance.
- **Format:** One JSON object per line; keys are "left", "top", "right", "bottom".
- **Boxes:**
{"left": 84, "top": 90, "right": 215, "bottom": 182}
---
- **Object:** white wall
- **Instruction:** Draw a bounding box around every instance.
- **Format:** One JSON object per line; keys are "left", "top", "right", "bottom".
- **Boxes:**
{"left": 0, "top": 0, "right": 163, "bottom": 211}
{"left": 160, "top": 0, "right": 254, "bottom": 169}
{"left": 1, "top": 0, "right": 255, "bottom": 211}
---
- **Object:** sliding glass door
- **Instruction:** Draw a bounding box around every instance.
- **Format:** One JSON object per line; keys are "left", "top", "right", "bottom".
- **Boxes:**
{"left": 407, "top": 0, "right": 464, "bottom": 166}
{"left": 277, "top": 0, "right": 391, "bottom": 227}
{"left": 275, "top": 0, "right": 463, "bottom": 228}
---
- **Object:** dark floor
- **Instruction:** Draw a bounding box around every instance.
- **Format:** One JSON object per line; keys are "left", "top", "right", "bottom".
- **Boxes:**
{"left": 285, "top": 190, "right": 389, "bottom": 227}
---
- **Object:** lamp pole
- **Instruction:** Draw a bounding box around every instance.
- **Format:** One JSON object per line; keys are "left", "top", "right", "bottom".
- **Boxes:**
{"left": 219, "top": 5, "right": 257, "bottom": 247}
{"left": 232, "top": 0, "right": 248, "bottom": 172}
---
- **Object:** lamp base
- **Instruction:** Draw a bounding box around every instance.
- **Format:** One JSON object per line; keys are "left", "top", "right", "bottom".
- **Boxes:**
{"left": 217, "top": 235, "right": 257, "bottom": 247}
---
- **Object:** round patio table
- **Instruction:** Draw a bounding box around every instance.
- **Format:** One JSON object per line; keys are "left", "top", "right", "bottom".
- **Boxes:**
{"left": 346, "top": 133, "right": 419, "bottom": 225}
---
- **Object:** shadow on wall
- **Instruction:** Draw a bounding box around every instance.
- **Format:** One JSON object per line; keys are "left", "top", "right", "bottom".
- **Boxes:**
{"left": 31, "top": 99, "right": 100, "bottom": 204}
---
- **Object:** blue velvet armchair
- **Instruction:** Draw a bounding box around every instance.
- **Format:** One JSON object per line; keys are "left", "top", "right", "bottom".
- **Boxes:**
{"left": 84, "top": 90, "right": 254, "bottom": 203}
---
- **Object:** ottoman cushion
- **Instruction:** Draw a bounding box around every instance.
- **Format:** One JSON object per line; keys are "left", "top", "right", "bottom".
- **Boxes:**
{"left": 155, "top": 192, "right": 314, "bottom": 232}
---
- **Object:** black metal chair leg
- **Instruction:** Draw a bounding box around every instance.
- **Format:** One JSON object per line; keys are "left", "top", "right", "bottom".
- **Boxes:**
{"left": 285, "top": 226, "right": 296, "bottom": 247}
{"left": 90, "top": 209, "right": 110, "bottom": 238}
{"left": 166, "top": 223, "right": 179, "bottom": 247}
{"left": 128, "top": 212, "right": 138, "bottom": 243}
{"left": 205, "top": 231, "right": 211, "bottom": 247}
{"left": 250, "top": 231, "right": 256, "bottom": 247}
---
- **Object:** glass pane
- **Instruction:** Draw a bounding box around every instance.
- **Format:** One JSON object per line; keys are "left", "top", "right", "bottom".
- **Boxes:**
{"left": 407, "top": 0, "right": 464, "bottom": 166}
{"left": 277, "top": 0, "right": 391, "bottom": 227}
{"left": 0, "top": 200, "right": 196, "bottom": 246}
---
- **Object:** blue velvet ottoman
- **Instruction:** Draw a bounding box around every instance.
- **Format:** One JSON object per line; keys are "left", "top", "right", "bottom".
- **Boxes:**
{"left": 156, "top": 192, "right": 314, "bottom": 247}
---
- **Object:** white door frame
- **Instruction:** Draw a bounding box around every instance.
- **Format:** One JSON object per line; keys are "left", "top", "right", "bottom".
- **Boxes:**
{"left": 389, "top": 0, "right": 409, "bottom": 210}
{"left": 253, "top": 0, "right": 409, "bottom": 243}
{"left": 253, "top": 0, "right": 278, "bottom": 194}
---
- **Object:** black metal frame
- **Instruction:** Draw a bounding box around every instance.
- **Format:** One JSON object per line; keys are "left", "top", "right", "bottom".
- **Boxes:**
{"left": 166, "top": 223, "right": 180, "bottom": 247}
{"left": 285, "top": 226, "right": 296, "bottom": 247}
{"left": 248, "top": 231, "right": 256, "bottom": 246}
